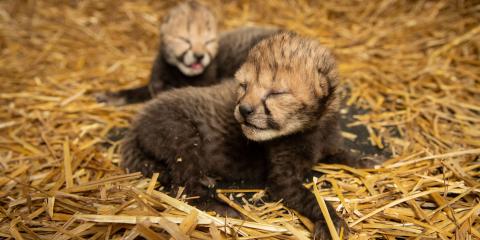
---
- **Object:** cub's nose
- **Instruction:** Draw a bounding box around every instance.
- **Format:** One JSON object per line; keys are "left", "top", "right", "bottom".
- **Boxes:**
{"left": 239, "top": 104, "right": 254, "bottom": 118}
{"left": 194, "top": 53, "right": 204, "bottom": 62}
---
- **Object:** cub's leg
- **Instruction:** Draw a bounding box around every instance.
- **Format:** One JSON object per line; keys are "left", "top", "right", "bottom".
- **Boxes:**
{"left": 95, "top": 58, "right": 166, "bottom": 106}
{"left": 161, "top": 146, "right": 240, "bottom": 217}
{"left": 133, "top": 120, "right": 208, "bottom": 198}
{"left": 267, "top": 137, "right": 348, "bottom": 239}
{"left": 120, "top": 133, "right": 171, "bottom": 186}
{"left": 96, "top": 85, "right": 152, "bottom": 106}
{"left": 322, "top": 125, "right": 384, "bottom": 168}
{"left": 323, "top": 148, "right": 384, "bottom": 169}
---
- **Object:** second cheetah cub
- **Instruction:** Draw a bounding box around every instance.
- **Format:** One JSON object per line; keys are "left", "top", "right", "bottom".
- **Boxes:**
{"left": 96, "top": 1, "right": 279, "bottom": 105}
{"left": 121, "top": 32, "right": 368, "bottom": 238}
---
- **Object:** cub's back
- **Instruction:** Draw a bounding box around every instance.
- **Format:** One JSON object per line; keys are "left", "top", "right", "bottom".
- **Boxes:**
{"left": 139, "top": 80, "right": 238, "bottom": 132}
{"left": 217, "top": 26, "right": 281, "bottom": 77}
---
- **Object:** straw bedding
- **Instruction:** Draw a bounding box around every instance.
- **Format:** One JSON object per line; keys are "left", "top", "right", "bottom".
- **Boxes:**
{"left": 1, "top": 0, "right": 479, "bottom": 239}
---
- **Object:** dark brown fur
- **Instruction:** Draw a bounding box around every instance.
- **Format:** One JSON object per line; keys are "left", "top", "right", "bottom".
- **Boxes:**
{"left": 121, "top": 33, "right": 369, "bottom": 239}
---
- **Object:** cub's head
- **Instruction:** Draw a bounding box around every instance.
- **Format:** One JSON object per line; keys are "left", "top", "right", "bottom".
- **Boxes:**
{"left": 234, "top": 32, "right": 340, "bottom": 141}
{"left": 160, "top": 1, "right": 218, "bottom": 76}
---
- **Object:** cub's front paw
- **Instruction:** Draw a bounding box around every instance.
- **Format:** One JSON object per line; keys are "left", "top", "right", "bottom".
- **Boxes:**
{"left": 314, "top": 217, "right": 349, "bottom": 240}
{"left": 121, "top": 158, "right": 157, "bottom": 177}
{"left": 356, "top": 154, "right": 386, "bottom": 169}
{"left": 199, "top": 176, "right": 217, "bottom": 189}
{"left": 94, "top": 91, "right": 126, "bottom": 106}
{"left": 197, "top": 200, "right": 242, "bottom": 218}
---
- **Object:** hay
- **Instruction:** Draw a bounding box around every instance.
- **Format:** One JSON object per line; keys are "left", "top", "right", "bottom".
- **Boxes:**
{"left": 1, "top": 0, "right": 479, "bottom": 239}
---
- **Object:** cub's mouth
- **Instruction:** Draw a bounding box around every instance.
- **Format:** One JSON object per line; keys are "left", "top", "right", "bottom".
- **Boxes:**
{"left": 187, "top": 62, "right": 204, "bottom": 70}
{"left": 241, "top": 121, "right": 269, "bottom": 131}
{"left": 239, "top": 120, "right": 281, "bottom": 142}
{"left": 176, "top": 58, "right": 208, "bottom": 76}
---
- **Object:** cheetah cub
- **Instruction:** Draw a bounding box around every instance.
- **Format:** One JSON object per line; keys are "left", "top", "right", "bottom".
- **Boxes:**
{"left": 121, "top": 32, "right": 369, "bottom": 238}
{"left": 97, "top": 1, "right": 279, "bottom": 105}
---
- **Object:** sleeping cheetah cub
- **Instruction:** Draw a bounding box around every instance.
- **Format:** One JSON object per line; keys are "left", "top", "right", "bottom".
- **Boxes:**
{"left": 97, "top": 1, "right": 279, "bottom": 105}
{"left": 121, "top": 32, "right": 370, "bottom": 238}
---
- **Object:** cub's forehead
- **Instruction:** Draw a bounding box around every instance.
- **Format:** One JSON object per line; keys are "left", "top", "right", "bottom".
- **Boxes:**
{"left": 237, "top": 33, "right": 333, "bottom": 85}
{"left": 250, "top": 33, "right": 332, "bottom": 68}
{"left": 162, "top": 1, "right": 217, "bottom": 35}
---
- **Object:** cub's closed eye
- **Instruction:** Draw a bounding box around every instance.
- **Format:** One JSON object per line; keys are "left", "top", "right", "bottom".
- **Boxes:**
{"left": 267, "top": 91, "right": 289, "bottom": 97}
{"left": 205, "top": 38, "right": 217, "bottom": 45}
{"left": 176, "top": 36, "right": 191, "bottom": 44}
{"left": 239, "top": 83, "right": 247, "bottom": 89}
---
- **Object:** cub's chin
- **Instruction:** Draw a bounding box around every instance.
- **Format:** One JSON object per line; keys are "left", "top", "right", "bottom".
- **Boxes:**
{"left": 240, "top": 123, "right": 308, "bottom": 142}
{"left": 240, "top": 124, "right": 281, "bottom": 142}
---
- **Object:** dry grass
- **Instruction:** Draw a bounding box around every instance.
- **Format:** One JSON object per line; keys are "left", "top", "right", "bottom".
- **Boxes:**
{"left": 1, "top": 0, "right": 479, "bottom": 239}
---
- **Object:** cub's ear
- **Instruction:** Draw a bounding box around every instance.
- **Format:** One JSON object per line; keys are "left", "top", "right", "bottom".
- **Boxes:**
{"left": 234, "top": 66, "right": 244, "bottom": 81}
{"left": 314, "top": 66, "right": 339, "bottom": 97}
{"left": 314, "top": 50, "right": 339, "bottom": 97}
{"left": 316, "top": 50, "right": 336, "bottom": 76}
{"left": 163, "top": 14, "right": 171, "bottom": 24}
{"left": 313, "top": 71, "right": 329, "bottom": 97}
{"left": 160, "top": 14, "right": 171, "bottom": 33}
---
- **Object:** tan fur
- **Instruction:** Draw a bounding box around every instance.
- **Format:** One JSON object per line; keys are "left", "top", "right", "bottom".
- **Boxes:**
{"left": 234, "top": 32, "right": 340, "bottom": 141}
{"left": 161, "top": 1, "right": 218, "bottom": 76}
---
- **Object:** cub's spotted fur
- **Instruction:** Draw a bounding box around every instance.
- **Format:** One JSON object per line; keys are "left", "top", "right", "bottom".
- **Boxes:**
{"left": 97, "top": 1, "right": 279, "bottom": 105}
{"left": 121, "top": 33, "right": 372, "bottom": 238}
